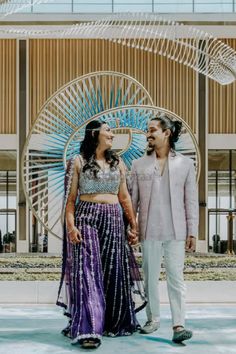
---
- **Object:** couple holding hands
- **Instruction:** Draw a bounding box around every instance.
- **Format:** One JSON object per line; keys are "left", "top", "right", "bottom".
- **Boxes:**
{"left": 57, "top": 113, "right": 198, "bottom": 349}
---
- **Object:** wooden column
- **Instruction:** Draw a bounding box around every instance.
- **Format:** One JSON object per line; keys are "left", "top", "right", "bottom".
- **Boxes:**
{"left": 198, "top": 69, "right": 208, "bottom": 246}
{"left": 17, "top": 40, "right": 29, "bottom": 252}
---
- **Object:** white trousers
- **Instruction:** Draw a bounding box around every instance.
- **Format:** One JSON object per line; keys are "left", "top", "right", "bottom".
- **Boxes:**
{"left": 142, "top": 240, "right": 186, "bottom": 327}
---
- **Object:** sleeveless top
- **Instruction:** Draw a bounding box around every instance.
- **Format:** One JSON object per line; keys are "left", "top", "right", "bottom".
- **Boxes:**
{"left": 78, "top": 155, "right": 121, "bottom": 195}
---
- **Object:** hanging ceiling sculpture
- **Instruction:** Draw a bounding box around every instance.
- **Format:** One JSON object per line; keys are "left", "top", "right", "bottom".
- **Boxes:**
{"left": 0, "top": 0, "right": 49, "bottom": 17}
{"left": 21, "top": 71, "right": 153, "bottom": 239}
{"left": 0, "top": 13, "right": 236, "bottom": 85}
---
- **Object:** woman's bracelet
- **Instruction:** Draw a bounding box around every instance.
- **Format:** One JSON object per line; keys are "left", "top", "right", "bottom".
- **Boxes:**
{"left": 67, "top": 226, "right": 76, "bottom": 234}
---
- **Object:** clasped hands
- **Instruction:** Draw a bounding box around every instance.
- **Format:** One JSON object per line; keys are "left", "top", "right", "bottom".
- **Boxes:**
{"left": 67, "top": 226, "right": 138, "bottom": 245}
{"left": 68, "top": 226, "right": 194, "bottom": 250}
{"left": 68, "top": 225, "right": 139, "bottom": 246}
{"left": 127, "top": 225, "right": 139, "bottom": 246}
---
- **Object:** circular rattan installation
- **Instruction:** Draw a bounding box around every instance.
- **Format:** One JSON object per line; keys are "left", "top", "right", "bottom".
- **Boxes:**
{"left": 22, "top": 71, "right": 153, "bottom": 239}
{"left": 63, "top": 105, "right": 200, "bottom": 252}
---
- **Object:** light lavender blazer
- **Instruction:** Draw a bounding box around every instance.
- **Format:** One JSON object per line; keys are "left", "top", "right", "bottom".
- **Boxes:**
{"left": 130, "top": 150, "right": 199, "bottom": 241}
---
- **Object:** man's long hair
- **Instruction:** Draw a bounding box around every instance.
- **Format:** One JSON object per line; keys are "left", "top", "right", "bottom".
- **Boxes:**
{"left": 80, "top": 120, "right": 119, "bottom": 176}
{"left": 147, "top": 113, "right": 182, "bottom": 155}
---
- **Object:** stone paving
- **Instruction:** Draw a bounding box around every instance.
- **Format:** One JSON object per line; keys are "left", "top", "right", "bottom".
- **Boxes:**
{"left": 0, "top": 304, "right": 236, "bottom": 354}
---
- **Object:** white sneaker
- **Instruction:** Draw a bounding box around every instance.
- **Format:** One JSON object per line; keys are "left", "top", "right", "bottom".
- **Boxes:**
{"left": 140, "top": 320, "right": 160, "bottom": 334}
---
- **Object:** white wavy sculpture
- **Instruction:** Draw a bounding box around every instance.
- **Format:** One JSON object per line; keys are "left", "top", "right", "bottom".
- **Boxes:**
{"left": 69, "top": 14, "right": 236, "bottom": 85}
{"left": 0, "top": 13, "right": 236, "bottom": 85}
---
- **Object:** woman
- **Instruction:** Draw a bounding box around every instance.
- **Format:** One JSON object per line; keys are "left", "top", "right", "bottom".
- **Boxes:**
{"left": 57, "top": 120, "right": 145, "bottom": 349}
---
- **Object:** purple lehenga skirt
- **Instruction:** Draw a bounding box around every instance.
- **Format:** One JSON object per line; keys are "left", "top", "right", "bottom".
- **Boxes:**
{"left": 57, "top": 200, "right": 145, "bottom": 343}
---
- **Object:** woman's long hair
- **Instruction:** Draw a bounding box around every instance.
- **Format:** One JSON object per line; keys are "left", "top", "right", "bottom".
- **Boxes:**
{"left": 80, "top": 120, "right": 119, "bottom": 176}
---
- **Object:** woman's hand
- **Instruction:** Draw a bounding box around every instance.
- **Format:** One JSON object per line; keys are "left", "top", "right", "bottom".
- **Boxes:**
{"left": 67, "top": 227, "right": 83, "bottom": 245}
{"left": 127, "top": 226, "right": 139, "bottom": 246}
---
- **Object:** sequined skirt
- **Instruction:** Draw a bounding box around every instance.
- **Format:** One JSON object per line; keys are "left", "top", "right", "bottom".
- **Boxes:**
{"left": 57, "top": 201, "right": 139, "bottom": 343}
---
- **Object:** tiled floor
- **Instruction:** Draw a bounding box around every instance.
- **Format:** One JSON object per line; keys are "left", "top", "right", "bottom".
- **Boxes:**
{"left": 0, "top": 304, "right": 236, "bottom": 354}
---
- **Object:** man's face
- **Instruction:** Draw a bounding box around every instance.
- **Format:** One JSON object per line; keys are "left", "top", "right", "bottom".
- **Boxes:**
{"left": 146, "top": 120, "right": 170, "bottom": 150}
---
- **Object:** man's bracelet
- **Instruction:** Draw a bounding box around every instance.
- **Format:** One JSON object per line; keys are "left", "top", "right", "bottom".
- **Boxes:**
{"left": 67, "top": 226, "right": 76, "bottom": 234}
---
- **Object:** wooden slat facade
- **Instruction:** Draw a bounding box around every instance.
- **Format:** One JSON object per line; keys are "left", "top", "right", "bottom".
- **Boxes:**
{"left": 29, "top": 39, "right": 197, "bottom": 132}
{"left": 1, "top": 38, "right": 236, "bottom": 135}
{"left": 0, "top": 40, "right": 16, "bottom": 134}
{"left": 208, "top": 38, "right": 236, "bottom": 134}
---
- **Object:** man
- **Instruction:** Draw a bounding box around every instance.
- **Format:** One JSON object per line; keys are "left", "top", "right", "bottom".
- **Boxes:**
{"left": 131, "top": 114, "right": 199, "bottom": 343}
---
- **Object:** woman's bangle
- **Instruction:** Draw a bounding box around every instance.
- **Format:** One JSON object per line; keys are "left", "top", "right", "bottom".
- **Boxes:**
{"left": 67, "top": 226, "right": 76, "bottom": 234}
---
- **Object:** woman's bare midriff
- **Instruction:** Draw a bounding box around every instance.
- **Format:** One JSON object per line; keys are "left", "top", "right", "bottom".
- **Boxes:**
{"left": 80, "top": 194, "right": 119, "bottom": 204}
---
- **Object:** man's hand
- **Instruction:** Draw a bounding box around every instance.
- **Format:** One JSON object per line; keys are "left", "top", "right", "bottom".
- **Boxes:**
{"left": 185, "top": 236, "right": 196, "bottom": 253}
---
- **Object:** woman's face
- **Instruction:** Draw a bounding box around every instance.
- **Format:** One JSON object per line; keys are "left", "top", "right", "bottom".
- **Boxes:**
{"left": 97, "top": 123, "right": 114, "bottom": 149}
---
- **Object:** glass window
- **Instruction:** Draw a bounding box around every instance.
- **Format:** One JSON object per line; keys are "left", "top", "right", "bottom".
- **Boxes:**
{"left": 114, "top": 4, "right": 152, "bottom": 11}
{"left": 208, "top": 151, "right": 231, "bottom": 209}
{"left": 2, "top": 0, "right": 236, "bottom": 13}
{"left": 33, "top": 3, "right": 72, "bottom": 12}
{"left": 231, "top": 150, "right": 236, "bottom": 209}
{"left": 2, "top": 0, "right": 236, "bottom": 14}
{"left": 154, "top": 0, "right": 193, "bottom": 12}
{"left": 16, "top": 6, "right": 32, "bottom": 13}
{"left": 114, "top": 0, "right": 152, "bottom": 3}
{"left": 232, "top": 150, "right": 236, "bottom": 169}
{"left": 0, "top": 151, "right": 17, "bottom": 254}
{"left": 73, "top": 0, "right": 111, "bottom": 2}
{"left": 194, "top": 1, "right": 233, "bottom": 12}
{"left": 47, "top": 0, "right": 72, "bottom": 3}
{"left": 208, "top": 150, "right": 229, "bottom": 171}
{"left": 155, "top": 0, "right": 192, "bottom": 2}
{"left": 0, "top": 170, "right": 17, "bottom": 254}
{"left": 208, "top": 171, "right": 217, "bottom": 209}
{"left": 0, "top": 172, "right": 7, "bottom": 210}
{"left": 73, "top": 4, "right": 112, "bottom": 11}
{"left": 208, "top": 150, "right": 236, "bottom": 253}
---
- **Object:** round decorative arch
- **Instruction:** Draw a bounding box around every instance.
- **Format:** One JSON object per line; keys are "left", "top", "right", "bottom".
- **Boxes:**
{"left": 65, "top": 105, "right": 200, "bottom": 179}
{"left": 21, "top": 71, "right": 153, "bottom": 239}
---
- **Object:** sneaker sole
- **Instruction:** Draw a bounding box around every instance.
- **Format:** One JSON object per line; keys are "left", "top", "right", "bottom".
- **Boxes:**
{"left": 173, "top": 332, "right": 193, "bottom": 343}
{"left": 140, "top": 327, "right": 159, "bottom": 334}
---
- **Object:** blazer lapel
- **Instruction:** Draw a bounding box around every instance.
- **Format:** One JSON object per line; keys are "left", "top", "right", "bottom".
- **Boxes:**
{"left": 168, "top": 150, "right": 176, "bottom": 196}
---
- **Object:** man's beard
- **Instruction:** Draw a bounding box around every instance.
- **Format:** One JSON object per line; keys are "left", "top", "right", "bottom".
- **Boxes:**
{"left": 146, "top": 144, "right": 155, "bottom": 155}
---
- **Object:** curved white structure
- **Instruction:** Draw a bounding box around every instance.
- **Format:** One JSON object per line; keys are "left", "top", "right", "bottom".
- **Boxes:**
{"left": 0, "top": 13, "right": 236, "bottom": 85}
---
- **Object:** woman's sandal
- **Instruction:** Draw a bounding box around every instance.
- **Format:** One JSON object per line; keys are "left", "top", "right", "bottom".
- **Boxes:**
{"left": 80, "top": 338, "right": 101, "bottom": 349}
